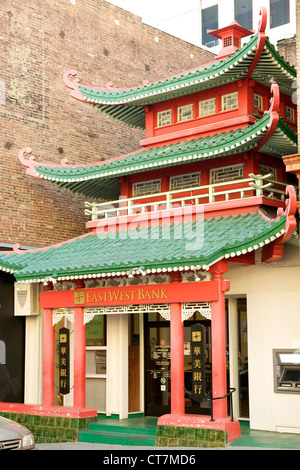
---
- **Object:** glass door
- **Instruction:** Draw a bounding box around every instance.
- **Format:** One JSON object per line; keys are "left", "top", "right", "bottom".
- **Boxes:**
{"left": 145, "top": 324, "right": 171, "bottom": 416}
{"left": 145, "top": 312, "right": 212, "bottom": 416}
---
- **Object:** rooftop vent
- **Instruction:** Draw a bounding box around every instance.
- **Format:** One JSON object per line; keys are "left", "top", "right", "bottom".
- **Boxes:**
{"left": 207, "top": 21, "right": 254, "bottom": 59}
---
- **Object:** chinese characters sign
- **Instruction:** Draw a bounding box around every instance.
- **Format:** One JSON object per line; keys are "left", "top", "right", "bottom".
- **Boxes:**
{"left": 191, "top": 324, "right": 206, "bottom": 402}
{"left": 59, "top": 327, "right": 70, "bottom": 395}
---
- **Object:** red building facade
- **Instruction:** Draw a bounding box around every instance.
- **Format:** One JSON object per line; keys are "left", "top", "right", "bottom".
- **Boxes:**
{"left": 0, "top": 8, "right": 298, "bottom": 446}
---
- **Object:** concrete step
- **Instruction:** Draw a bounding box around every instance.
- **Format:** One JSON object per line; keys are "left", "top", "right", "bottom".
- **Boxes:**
{"left": 78, "top": 429, "right": 156, "bottom": 446}
{"left": 88, "top": 421, "right": 157, "bottom": 436}
{"left": 78, "top": 417, "right": 157, "bottom": 446}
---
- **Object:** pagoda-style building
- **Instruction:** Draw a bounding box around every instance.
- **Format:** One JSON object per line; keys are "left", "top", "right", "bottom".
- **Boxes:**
{"left": 0, "top": 7, "right": 298, "bottom": 446}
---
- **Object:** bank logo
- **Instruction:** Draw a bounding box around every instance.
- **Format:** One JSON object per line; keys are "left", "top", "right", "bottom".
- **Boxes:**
{"left": 74, "top": 291, "right": 85, "bottom": 305}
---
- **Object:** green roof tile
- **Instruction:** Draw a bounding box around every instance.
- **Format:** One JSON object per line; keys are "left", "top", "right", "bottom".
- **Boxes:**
{"left": 0, "top": 211, "right": 286, "bottom": 282}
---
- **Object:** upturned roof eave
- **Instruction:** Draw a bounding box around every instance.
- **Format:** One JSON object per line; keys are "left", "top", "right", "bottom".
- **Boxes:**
{"left": 68, "top": 34, "right": 259, "bottom": 108}
{"left": 18, "top": 112, "right": 297, "bottom": 200}
{"left": 64, "top": 33, "right": 296, "bottom": 121}
{"left": 0, "top": 209, "right": 289, "bottom": 283}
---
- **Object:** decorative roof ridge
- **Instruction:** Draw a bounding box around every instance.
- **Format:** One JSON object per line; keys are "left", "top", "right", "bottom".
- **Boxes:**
{"left": 263, "top": 37, "right": 296, "bottom": 79}
{"left": 256, "top": 184, "right": 297, "bottom": 246}
{"left": 277, "top": 116, "right": 297, "bottom": 141}
{"left": 255, "top": 83, "right": 279, "bottom": 151}
{"left": 274, "top": 185, "right": 297, "bottom": 244}
{"left": 245, "top": 6, "right": 267, "bottom": 80}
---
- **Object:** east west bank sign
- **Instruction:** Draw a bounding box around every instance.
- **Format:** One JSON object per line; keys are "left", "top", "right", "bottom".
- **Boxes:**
{"left": 40, "top": 280, "right": 226, "bottom": 309}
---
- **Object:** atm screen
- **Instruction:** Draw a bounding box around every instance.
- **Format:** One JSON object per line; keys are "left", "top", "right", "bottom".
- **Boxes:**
{"left": 281, "top": 369, "right": 300, "bottom": 382}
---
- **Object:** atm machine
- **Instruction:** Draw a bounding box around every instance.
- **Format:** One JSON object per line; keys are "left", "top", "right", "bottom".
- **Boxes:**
{"left": 273, "top": 349, "right": 300, "bottom": 393}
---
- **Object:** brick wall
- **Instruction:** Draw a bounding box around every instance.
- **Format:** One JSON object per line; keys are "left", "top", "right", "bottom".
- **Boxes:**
{"left": 0, "top": 0, "right": 214, "bottom": 247}
{"left": 277, "top": 36, "right": 296, "bottom": 67}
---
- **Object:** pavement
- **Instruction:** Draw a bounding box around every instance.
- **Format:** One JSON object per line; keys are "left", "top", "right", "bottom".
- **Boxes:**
{"left": 35, "top": 441, "right": 283, "bottom": 450}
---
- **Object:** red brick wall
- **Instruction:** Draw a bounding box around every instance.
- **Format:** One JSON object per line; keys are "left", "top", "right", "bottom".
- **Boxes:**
{"left": 277, "top": 36, "right": 296, "bottom": 67}
{"left": 0, "top": 0, "right": 214, "bottom": 247}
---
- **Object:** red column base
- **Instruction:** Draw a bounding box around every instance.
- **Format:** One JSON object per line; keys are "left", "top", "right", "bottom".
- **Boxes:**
{"left": 157, "top": 414, "right": 241, "bottom": 444}
{"left": 0, "top": 402, "right": 97, "bottom": 419}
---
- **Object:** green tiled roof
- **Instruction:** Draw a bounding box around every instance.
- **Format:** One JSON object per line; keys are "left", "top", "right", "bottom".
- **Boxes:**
{"left": 26, "top": 114, "right": 297, "bottom": 200}
{"left": 73, "top": 35, "right": 296, "bottom": 129}
{"left": 0, "top": 210, "right": 286, "bottom": 282}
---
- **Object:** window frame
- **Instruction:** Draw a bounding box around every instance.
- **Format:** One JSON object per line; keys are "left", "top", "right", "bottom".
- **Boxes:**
{"left": 177, "top": 103, "right": 194, "bottom": 123}
{"left": 157, "top": 109, "right": 172, "bottom": 128}
{"left": 285, "top": 105, "right": 295, "bottom": 124}
{"left": 221, "top": 92, "right": 239, "bottom": 112}
{"left": 270, "top": 0, "right": 290, "bottom": 29}
{"left": 253, "top": 93, "right": 264, "bottom": 112}
{"left": 169, "top": 172, "right": 201, "bottom": 191}
{"left": 202, "top": 4, "right": 219, "bottom": 48}
{"left": 210, "top": 163, "right": 244, "bottom": 185}
{"left": 132, "top": 179, "right": 162, "bottom": 197}
{"left": 259, "top": 164, "right": 278, "bottom": 180}
{"left": 199, "top": 97, "right": 216, "bottom": 117}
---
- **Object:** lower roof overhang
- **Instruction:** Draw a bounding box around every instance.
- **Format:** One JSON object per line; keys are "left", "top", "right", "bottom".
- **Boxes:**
{"left": 0, "top": 187, "right": 296, "bottom": 284}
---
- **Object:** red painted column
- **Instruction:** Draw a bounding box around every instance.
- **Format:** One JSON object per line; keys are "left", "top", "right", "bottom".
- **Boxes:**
{"left": 74, "top": 307, "right": 86, "bottom": 409}
{"left": 210, "top": 261, "right": 230, "bottom": 419}
{"left": 170, "top": 273, "right": 185, "bottom": 415}
{"left": 42, "top": 308, "right": 55, "bottom": 407}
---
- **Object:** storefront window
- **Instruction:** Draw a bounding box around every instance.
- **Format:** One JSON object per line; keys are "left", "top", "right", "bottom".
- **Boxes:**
{"left": 86, "top": 314, "right": 107, "bottom": 412}
{"left": 86, "top": 315, "right": 106, "bottom": 346}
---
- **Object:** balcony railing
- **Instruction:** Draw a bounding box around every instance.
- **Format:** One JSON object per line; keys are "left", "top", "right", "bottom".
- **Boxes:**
{"left": 84, "top": 173, "right": 288, "bottom": 222}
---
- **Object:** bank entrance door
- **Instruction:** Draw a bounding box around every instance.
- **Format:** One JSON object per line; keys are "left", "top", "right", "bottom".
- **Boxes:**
{"left": 145, "top": 311, "right": 212, "bottom": 416}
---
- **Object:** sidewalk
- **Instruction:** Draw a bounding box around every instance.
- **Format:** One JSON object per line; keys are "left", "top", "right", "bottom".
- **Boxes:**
{"left": 35, "top": 420, "right": 300, "bottom": 451}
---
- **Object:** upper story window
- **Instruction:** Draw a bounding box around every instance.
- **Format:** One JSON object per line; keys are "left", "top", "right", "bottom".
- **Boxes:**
{"left": 177, "top": 104, "right": 193, "bottom": 122}
{"left": 132, "top": 179, "right": 161, "bottom": 197}
{"left": 221, "top": 92, "right": 238, "bottom": 111}
{"left": 270, "top": 0, "right": 290, "bottom": 28}
{"left": 234, "top": 0, "right": 253, "bottom": 30}
{"left": 157, "top": 109, "right": 172, "bottom": 127}
{"left": 199, "top": 98, "right": 216, "bottom": 117}
{"left": 285, "top": 105, "right": 295, "bottom": 123}
{"left": 253, "top": 93, "right": 263, "bottom": 112}
{"left": 259, "top": 164, "right": 277, "bottom": 180}
{"left": 210, "top": 164, "right": 244, "bottom": 184}
{"left": 202, "top": 5, "right": 219, "bottom": 48}
{"left": 170, "top": 172, "right": 201, "bottom": 191}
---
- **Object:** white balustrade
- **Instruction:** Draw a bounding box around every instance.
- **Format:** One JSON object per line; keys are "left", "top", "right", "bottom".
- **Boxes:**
{"left": 84, "top": 174, "right": 288, "bottom": 222}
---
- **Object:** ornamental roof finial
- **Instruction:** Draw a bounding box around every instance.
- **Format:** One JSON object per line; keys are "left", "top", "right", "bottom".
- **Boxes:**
{"left": 63, "top": 69, "right": 85, "bottom": 101}
{"left": 18, "top": 148, "right": 39, "bottom": 177}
